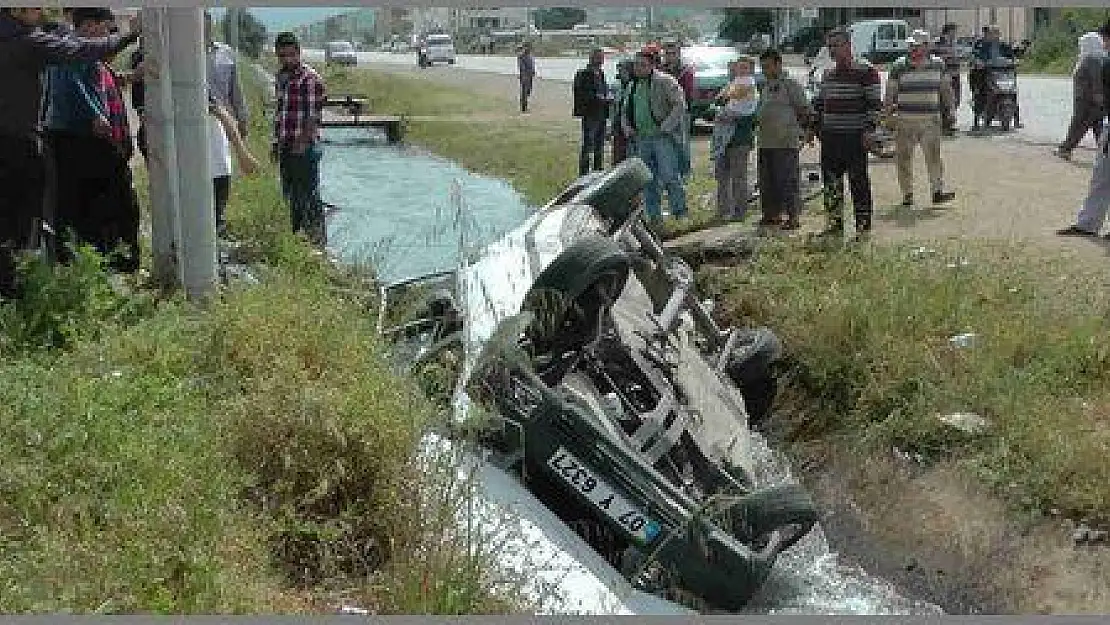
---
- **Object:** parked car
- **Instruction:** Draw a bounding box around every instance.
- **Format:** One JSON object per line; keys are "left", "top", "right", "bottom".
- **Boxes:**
{"left": 379, "top": 158, "right": 818, "bottom": 611}
{"left": 682, "top": 45, "right": 762, "bottom": 127}
{"left": 324, "top": 40, "right": 357, "bottom": 66}
{"left": 418, "top": 33, "right": 457, "bottom": 67}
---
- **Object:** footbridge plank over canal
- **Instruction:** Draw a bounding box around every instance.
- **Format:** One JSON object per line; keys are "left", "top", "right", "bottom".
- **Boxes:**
{"left": 320, "top": 94, "right": 404, "bottom": 143}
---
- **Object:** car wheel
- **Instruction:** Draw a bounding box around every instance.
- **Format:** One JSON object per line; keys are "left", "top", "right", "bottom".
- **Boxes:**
{"left": 722, "top": 327, "right": 783, "bottom": 427}
{"left": 522, "top": 235, "right": 632, "bottom": 358}
{"left": 567, "top": 157, "right": 653, "bottom": 231}
{"left": 730, "top": 484, "right": 818, "bottom": 557}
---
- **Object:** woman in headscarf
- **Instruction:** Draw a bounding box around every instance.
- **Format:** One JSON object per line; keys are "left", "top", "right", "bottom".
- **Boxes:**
{"left": 1055, "top": 31, "right": 1106, "bottom": 160}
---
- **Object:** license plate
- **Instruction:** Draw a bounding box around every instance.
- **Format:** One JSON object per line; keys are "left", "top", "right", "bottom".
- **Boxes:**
{"left": 547, "top": 447, "right": 662, "bottom": 544}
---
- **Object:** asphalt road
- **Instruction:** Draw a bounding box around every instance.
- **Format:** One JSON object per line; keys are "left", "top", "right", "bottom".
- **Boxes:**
{"left": 303, "top": 49, "right": 1088, "bottom": 149}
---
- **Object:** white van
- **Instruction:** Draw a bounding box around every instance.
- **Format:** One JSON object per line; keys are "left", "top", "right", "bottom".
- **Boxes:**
{"left": 419, "top": 33, "right": 457, "bottom": 66}
{"left": 848, "top": 19, "right": 910, "bottom": 64}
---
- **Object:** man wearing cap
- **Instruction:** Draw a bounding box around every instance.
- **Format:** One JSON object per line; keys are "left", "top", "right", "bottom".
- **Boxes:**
{"left": 885, "top": 29, "right": 956, "bottom": 207}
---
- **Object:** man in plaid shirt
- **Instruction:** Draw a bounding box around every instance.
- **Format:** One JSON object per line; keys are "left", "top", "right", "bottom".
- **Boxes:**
{"left": 271, "top": 31, "right": 327, "bottom": 246}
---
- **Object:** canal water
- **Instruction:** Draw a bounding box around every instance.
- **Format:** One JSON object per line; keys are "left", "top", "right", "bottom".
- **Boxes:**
{"left": 321, "top": 128, "right": 531, "bottom": 283}
{"left": 318, "top": 128, "right": 942, "bottom": 616}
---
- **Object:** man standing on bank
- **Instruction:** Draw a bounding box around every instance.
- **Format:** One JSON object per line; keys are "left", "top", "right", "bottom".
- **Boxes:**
{"left": 886, "top": 29, "right": 957, "bottom": 207}
{"left": 205, "top": 11, "right": 250, "bottom": 238}
{"left": 272, "top": 31, "right": 327, "bottom": 246}
{"left": 756, "top": 47, "right": 812, "bottom": 230}
{"left": 811, "top": 27, "right": 883, "bottom": 239}
{"left": 517, "top": 42, "right": 536, "bottom": 114}
{"left": 572, "top": 47, "right": 610, "bottom": 175}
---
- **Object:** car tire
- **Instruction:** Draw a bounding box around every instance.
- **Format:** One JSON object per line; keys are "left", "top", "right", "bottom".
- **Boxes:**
{"left": 522, "top": 235, "right": 632, "bottom": 356}
{"left": 568, "top": 157, "right": 653, "bottom": 231}
{"left": 730, "top": 483, "right": 818, "bottom": 557}
{"left": 722, "top": 327, "right": 783, "bottom": 426}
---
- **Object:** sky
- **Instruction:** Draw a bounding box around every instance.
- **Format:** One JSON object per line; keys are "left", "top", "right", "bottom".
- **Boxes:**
{"left": 207, "top": 7, "right": 355, "bottom": 32}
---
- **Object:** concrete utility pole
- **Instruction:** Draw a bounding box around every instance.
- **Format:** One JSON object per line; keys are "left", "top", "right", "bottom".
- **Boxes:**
{"left": 142, "top": 7, "right": 217, "bottom": 300}
{"left": 141, "top": 7, "right": 180, "bottom": 288}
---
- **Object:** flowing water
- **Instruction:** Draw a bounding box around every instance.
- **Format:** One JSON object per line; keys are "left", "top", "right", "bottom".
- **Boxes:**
{"left": 321, "top": 128, "right": 531, "bottom": 283}
{"left": 319, "top": 128, "right": 943, "bottom": 616}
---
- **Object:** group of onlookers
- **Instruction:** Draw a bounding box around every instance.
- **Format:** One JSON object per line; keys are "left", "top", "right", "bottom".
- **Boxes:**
{"left": 0, "top": 7, "right": 330, "bottom": 301}
{"left": 565, "top": 21, "right": 1110, "bottom": 242}
{"left": 0, "top": 7, "right": 138, "bottom": 298}
{"left": 568, "top": 29, "right": 941, "bottom": 239}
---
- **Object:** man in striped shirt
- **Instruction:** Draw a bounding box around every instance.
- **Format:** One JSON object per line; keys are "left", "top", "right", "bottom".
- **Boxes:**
{"left": 811, "top": 27, "right": 883, "bottom": 238}
{"left": 272, "top": 31, "right": 327, "bottom": 246}
{"left": 885, "top": 29, "right": 957, "bottom": 207}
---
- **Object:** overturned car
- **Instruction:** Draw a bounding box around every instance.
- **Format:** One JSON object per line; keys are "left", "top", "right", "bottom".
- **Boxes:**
{"left": 378, "top": 158, "right": 818, "bottom": 611}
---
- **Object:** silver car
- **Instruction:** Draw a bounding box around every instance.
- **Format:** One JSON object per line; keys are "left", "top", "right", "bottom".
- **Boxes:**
{"left": 324, "top": 40, "right": 357, "bottom": 66}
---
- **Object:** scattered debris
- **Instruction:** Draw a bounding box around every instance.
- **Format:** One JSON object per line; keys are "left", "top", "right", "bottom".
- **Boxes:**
{"left": 1073, "top": 524, "right": 1110, "bottom": 546}
{"left": 936, "top": 412, "right": 990, "bottom": 435}
{"left": 892, "top": 446, "right": 925, "bottom": 465}
{"left": 910, "top": 246, "right": 937, "bottom": 258}
{"left": 945, "top": 258, "right": 971, "bottom": 269}
{"left": 948, "top": 333, "right": 979, "bottom": 349}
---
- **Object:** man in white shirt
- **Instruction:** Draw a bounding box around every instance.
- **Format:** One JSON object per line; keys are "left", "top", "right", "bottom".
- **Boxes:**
{"left": 205, "top": 11, "right": 249, "bottom": 238}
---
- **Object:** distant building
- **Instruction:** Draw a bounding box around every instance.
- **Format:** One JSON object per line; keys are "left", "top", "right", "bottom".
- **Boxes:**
{"left": 918, "top": 8, "right": 1034, "bottom": 43}
{"left": 813, "top": 7, "right": 1036, "bottom": 44}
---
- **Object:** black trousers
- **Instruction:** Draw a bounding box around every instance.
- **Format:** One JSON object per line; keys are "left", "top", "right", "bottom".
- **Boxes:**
{"left": 45, "top": 130, "right": 140, "bottom": 273}
{"left": 579, "top": 114, "right": 606, "bottom": 175}
{"left": 819, "top": 132, "right": 873, "bottom": 231}
{"left": 213, "top": 175, "right": 230, "bottom": 236}
{"left": 0, "top": 133, "right": 47, "bottom": 297}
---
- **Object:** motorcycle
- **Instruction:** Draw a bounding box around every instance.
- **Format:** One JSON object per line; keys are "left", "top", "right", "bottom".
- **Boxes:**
{"left": 972, "top": 58, "right": 1019, "bottom": 132}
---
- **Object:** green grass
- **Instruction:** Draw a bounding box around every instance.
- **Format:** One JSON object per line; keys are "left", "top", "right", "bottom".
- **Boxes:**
{"left": 0, "top": 55, "right": 523, "bottom": 613}
{"left": 340, "top": 66, "right": 1110, "bottom": 530}
{"left": 701, "top": 239, "right": 1110, "bottom": 524}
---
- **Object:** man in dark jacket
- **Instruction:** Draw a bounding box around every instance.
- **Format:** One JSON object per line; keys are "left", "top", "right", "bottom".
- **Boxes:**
{"left": 0, "top": 7, "right": 139, "bottom": 297}
{"left": 572, "top": 48, "right": 610, "bottom": 175}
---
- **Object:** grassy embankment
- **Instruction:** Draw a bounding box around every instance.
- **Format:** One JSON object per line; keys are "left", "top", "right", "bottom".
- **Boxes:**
{"left": 0, "top": 59, "right": 524, "bottom": 613}
{"left": 326, "top": 65, "right": 1110, "bottom": 612}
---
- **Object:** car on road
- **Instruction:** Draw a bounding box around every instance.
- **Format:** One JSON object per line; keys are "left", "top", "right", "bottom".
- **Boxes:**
{"left": 378, "top": 158, "right": 818, "bottom": 612}
{"left": 418, "top": 33, "right": 457, "bottom": 67}
{"left": 324, "top": 40, "right": 358, "bottom": 67}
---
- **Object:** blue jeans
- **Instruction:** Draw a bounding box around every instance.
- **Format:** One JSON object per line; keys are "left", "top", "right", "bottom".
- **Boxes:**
{"left": 635, "top": 133, "right": 687, "bottom": 219}
{"left": 279, "top": 141, "right": 325, "bottom": 245}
